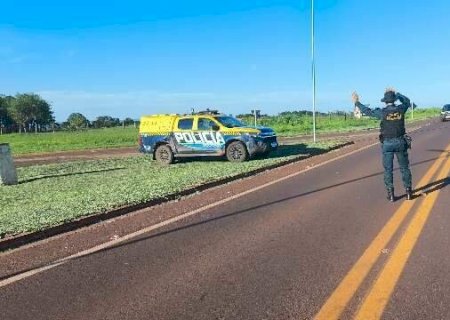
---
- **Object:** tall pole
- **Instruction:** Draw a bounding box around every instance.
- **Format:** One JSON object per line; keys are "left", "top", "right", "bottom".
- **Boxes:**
{"left": 311, "top": 0, "right": 317, "bottom": 143}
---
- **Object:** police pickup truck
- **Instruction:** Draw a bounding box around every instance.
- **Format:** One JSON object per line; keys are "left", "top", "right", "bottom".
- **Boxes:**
{"left": 138, "top": 110, "right": 278, "bottom": 164}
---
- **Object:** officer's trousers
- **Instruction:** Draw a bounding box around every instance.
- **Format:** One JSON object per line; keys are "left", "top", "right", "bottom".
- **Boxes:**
{"left": 381, "top": 137, "right": 412, "bottom": 190}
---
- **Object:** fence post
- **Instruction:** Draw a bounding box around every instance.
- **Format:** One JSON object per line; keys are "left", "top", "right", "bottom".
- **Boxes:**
{"left": 0, "top": 143, "right": 18, "bottom": 185}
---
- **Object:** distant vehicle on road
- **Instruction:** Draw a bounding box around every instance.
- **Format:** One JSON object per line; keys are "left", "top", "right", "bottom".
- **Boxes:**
{"left": 441, "top": 104, "right": 450, "bottom": 122}
{"left": 138, "top": 110, "right": 278, "bottom": 164}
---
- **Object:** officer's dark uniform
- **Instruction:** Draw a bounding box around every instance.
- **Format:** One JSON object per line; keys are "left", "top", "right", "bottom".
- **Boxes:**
{"left": 355, "top": 91, "right": 413, "bottom": 201}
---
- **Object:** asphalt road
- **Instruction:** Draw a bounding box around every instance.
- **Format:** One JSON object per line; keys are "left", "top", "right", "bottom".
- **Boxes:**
{"left": 1, "top": 122, "right": 449, "bottom": 320}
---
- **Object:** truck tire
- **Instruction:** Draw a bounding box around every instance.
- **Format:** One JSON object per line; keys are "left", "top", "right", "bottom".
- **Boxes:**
{"left": 226, "top": 141, "right": 249, "bottom": 162}
{"left": 259, "top": 142, "right": 272, "bottom": 157}
{"left": 155, "top": 144, "right": 174, "bottom": 165}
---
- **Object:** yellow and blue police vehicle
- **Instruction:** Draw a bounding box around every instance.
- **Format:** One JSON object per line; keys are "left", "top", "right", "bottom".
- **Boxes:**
{"left": 138, "top": 110, "right": 278, "bottom": 164}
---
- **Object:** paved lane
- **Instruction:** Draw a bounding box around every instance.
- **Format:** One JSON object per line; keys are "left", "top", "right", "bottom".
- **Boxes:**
{"left": 378, "top": 154, "right": 450, "bottom": 320}
{"left": 0, "top": 123, "right": 449, "bottom": 320}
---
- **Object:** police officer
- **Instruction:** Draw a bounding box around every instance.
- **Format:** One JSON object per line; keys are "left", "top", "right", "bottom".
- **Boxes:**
{"left": 352, "top": 89, "right": 413, "bottom": 202}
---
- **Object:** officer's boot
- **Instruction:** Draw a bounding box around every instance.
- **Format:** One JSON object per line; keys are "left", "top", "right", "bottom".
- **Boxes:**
{"left": 387, "top": 188, "right": 395, "bottom": 202}
{"left": 406, "top": 187, "right": 413, "bottom": 200}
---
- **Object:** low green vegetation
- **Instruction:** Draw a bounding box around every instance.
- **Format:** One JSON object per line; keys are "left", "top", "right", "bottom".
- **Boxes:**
{"left": 0, "top": 108, "right": 440, "bottom": 155}
{"left": 0, "top": 142, "right": 336, "bottom": 237}
{"left": 240, "top": 108, "right": 440, "bottom": 136}
{"left": 0, "top": 126, "right": 139, "bottom": 155}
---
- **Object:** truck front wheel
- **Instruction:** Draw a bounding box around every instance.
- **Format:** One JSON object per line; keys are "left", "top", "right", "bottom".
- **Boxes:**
{"left": 226, "top": 141, "right": 249, "bottom": 162}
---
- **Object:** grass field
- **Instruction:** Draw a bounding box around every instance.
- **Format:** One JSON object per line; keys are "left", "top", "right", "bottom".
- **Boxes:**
{"left": 0, "top": 127, "right": 139, "bottom": 155}
{"left": 241, "top": 108, "right": 440, "bottom": 135}
{"left": 0, "top": 108, "right": 440, "bottom": 155}
{"left": 0, "top": 142, "right": 338, "bottom": 237}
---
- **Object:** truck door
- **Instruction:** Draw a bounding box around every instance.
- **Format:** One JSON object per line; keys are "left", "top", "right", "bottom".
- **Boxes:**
{"left": 196, "top": 117, "right": 225, "bottom": 154}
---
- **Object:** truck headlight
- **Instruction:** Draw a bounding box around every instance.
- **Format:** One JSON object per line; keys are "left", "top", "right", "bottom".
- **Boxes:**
{"left": 245, "top": 133, "right": 258, "bottom": 138}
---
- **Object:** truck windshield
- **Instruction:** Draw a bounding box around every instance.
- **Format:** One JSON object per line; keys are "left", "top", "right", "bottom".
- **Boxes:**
{"left": 214, "top": 116, "right": 245, "bottom": 128}
{"left": 444, "top": 105, "right": 450, "bottom": 111}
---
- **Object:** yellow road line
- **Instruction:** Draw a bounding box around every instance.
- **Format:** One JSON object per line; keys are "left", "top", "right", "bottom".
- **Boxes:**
{"left": 354, "top": 156, "right": 450, "bottom": 320}
{"left": 314, "top": 143, "right": 450, "bottom": 320}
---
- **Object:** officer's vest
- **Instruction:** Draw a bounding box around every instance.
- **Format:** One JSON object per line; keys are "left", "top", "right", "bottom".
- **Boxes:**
{"left": 380, "top": 105, "right": 405, "bottom": 139}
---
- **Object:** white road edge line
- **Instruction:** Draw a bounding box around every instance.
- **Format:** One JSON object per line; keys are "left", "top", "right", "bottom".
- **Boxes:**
{"left": 0, "top": 141, "right": 381, "bottom": 288}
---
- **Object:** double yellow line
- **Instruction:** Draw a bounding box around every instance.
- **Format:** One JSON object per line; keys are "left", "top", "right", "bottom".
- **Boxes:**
{"left": 315, "top": 143, "right": 450, "bottom": 320}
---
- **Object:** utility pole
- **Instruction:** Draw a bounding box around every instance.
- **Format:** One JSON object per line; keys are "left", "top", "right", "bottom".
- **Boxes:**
{"left": 251, "top": 109, "right": 260, "bottom": 127}
{"left": 311, "top": 0, "right": 317, "bottom": 143}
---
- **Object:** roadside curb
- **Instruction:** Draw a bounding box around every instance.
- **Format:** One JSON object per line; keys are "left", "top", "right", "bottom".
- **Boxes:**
{"left": 0, "top": 141, "right": 354, "bottom": 251}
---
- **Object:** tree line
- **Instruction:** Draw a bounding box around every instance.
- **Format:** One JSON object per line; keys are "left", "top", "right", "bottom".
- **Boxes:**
{"left": 63, "top": 113, "right": 137, "bottom": 130}
{"left": 0, "top": 93, "right": 53, "bottom": 133}
{"left": 1, "top": 93, "right": 376, "bottom": 135}
{"left": 0, "top": 93, "right": 138, "bottom": 134}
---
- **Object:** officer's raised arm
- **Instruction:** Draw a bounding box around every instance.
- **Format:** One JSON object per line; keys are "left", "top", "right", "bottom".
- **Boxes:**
{"left": 352, "top": 91, "right": 382, "bottom": 119}
{"left": 396, "top": 92, "right": 411, "bottom": 113}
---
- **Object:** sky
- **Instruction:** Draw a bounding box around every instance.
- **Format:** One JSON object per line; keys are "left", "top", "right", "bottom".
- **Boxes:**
{"left": 1, "top": 0, "right": 449, "bottom": 121}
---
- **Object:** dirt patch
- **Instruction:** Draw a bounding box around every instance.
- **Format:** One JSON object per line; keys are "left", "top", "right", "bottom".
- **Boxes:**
{"left": 14, "top": 147, "right": 138, "bottom": 167}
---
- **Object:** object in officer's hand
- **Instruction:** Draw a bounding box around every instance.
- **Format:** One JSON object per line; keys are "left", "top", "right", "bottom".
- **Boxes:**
{"left": 352, "top": 91, "right": 360, "bottom": 103}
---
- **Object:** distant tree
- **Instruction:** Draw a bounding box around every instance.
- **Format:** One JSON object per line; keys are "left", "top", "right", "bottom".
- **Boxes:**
{"left": 9, "top": 96, "right": 31, "bottom": 133}
{"left": 67, "top": 113, "right": 89, "bottom": 130}
{"left": 93, "top": 116, "right": 121, "bottom": 128}
{"left": 279, "top": 110, "right": 313, "bottom": 116}
{"left": 123, "top": 117, "right": 135, "bottom": 126}
{"left": 236, "top": 113, "right": 253, "bottom": 118}
{"left": 0, "top": 96, "right": 8, "bottom": 133}
{"left": 60, "top": 121, "right": 70, "bottom": 130}
{"left": 9, "top": 93, "right": 54, "bottom": 133}
{"left": 0, "top": 96, "right": 9, "bottom": 124}
{"left": 0, "top": 95, "right": 15, "bottom": 130}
